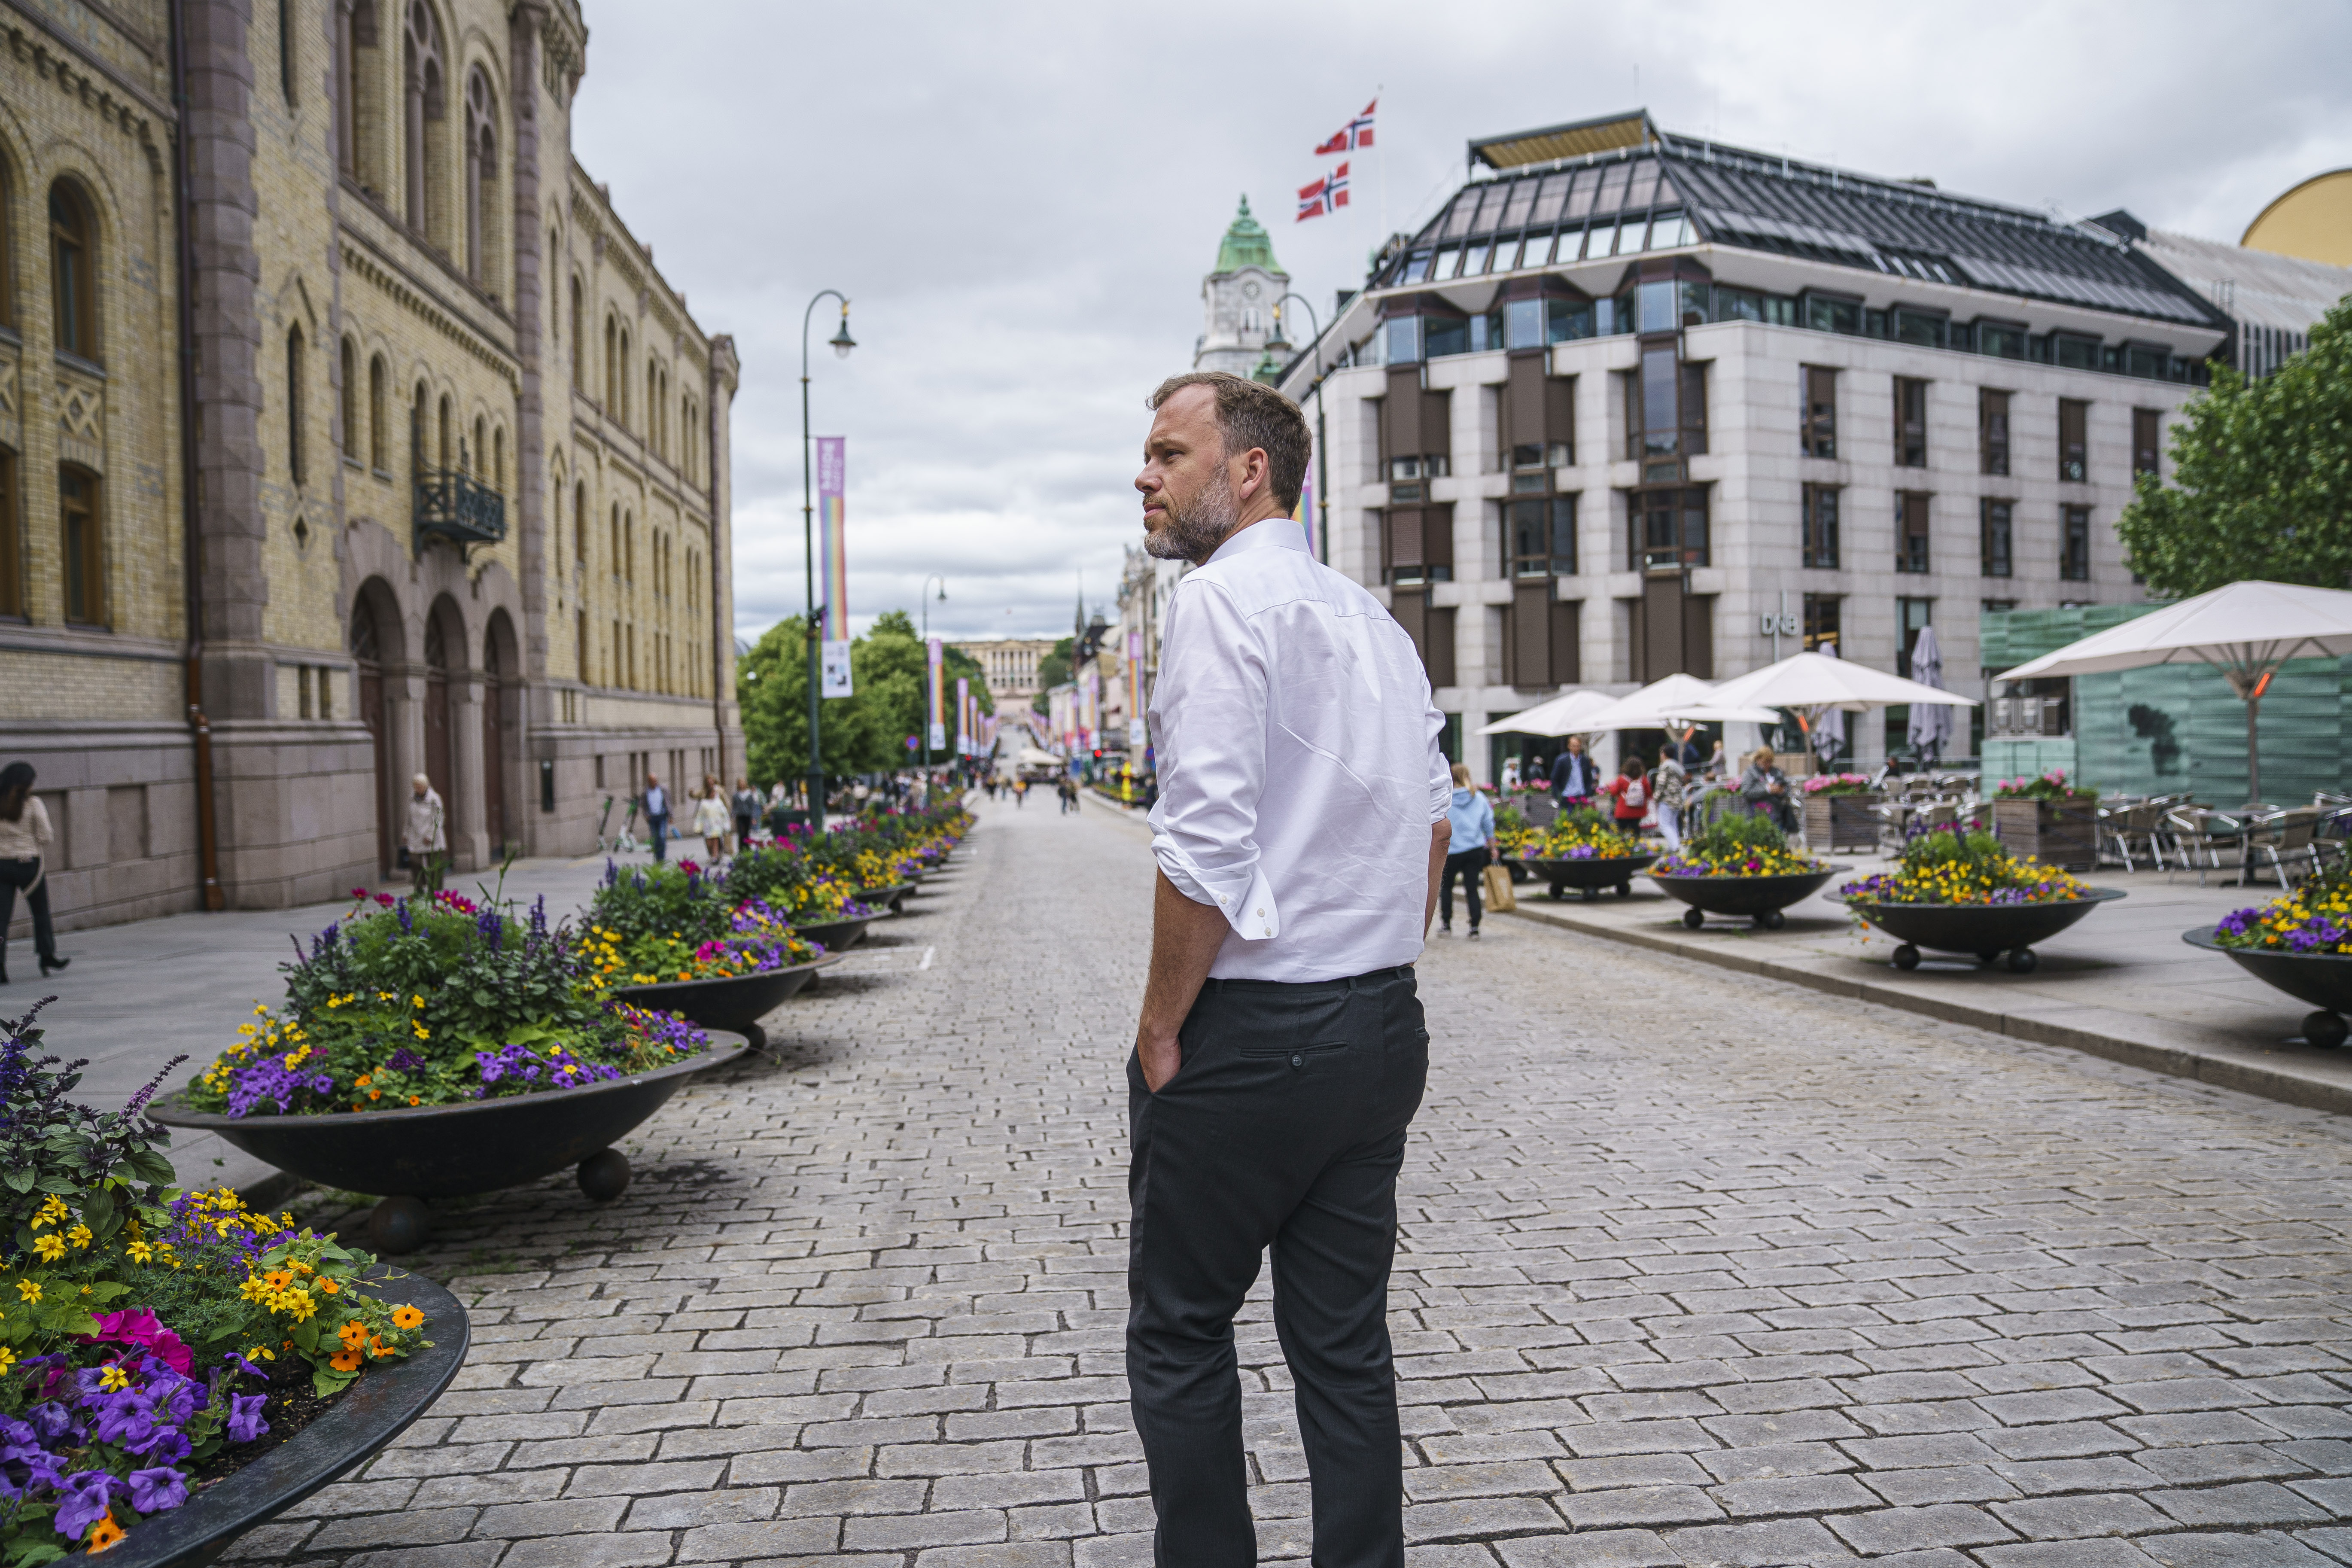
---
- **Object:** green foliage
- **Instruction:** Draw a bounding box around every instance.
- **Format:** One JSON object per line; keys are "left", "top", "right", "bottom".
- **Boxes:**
{"left": 0, "top": 1003, "right": 179, "bottom": 1261}
{"left": 741, "top": 611, "right": 996, "bottom": 786}
{"left": 1031, "top": 636, "right": 1075, "bottom": 713}
{"left": 2116, "top": 297, "right": 2352, "bottom": 597}
{"left": 1685, "top": 812, "right": 1792, "bottom": 861}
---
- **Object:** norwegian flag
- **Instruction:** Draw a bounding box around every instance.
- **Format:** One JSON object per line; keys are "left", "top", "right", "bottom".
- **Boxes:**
{"left": 1314, "top": 99, "right": 1376, "bottom": 155}
{"left": 1297, "top": 162, "right": 1349, "bottom": 222}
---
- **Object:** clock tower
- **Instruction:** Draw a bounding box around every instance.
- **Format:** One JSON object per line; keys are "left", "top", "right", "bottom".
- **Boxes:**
{"left": 1193, "top": 196, "right": 1289, "bottom": 377}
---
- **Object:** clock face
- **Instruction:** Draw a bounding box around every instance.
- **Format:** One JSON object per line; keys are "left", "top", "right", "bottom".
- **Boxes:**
{"left": 1241, "top": 282, "right": 1261, "bottom": 300}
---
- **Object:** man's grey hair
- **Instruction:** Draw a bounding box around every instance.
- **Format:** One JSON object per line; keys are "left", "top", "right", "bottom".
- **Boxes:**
{"left": 1147, "top": 371, "right": 1311, "bottom": 513}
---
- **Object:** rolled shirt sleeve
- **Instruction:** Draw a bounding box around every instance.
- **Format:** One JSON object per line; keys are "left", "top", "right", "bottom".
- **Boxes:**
{"left": 1148, "top": 580, "right": 1281, "bottom": 941}
{"left": 1425, "top": 701, "right": 1452, "bottom": 825}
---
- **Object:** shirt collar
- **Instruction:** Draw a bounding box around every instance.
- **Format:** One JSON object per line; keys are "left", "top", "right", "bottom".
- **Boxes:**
{"left": 1204, "top": 516, "right": 1309, "bottom": 567}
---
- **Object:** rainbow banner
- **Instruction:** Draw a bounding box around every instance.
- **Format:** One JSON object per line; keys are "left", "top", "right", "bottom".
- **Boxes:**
{"left": 817, "top": 437, "right": 852, "bottom": 697}
{"left": 926, "top": 636, "right": 945, "bottom": 752}
{"left": 956, "top": 676, "right": 970, "bottom": 756}
{"left": 1126, "top": 630, "right": 1144, "bottom": 748}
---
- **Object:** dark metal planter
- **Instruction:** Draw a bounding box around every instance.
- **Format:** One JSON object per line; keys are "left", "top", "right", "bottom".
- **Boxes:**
{"left": 1523, "top": 854, "right": 1657, "bottom": 902}
{"left": 1648, "top": 867, "right": 1848, "bottom": 930}
{"left": 151, "top": 1035, "right": 747, "bottom": 1253}
{"left": 1834, "top": 890, "right": 2125, "bottom": 973}
{"left": 2184, "top": 926, "right": 2352, "bottom": 1047}
{"left": 613, "top": 956, "right": 840, "bottom": 1048}
{"left": 101, "top": 1266, "right": 469, "bottom": 1568}
{"left": 795, "top": 914, "right": 877, "bottom": 951}
{"left": 859, "top": 882, "right": 917, "bottom": 912}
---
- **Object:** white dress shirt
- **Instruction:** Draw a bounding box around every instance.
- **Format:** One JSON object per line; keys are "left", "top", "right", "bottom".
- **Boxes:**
{"left": 1148, "top": 517, "right": 1450, "bottom": 982}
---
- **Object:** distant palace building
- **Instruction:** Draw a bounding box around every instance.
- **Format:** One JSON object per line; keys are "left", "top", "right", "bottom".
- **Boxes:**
{"left": 951, "top": 637, "right": 1058, "bottom": 706}
{"left": 1267, "top": 110, "right": 2328, "bottom": 779}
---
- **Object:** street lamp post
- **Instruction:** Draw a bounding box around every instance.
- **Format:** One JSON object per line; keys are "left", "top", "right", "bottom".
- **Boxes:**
{"left": 1266, "top": 293, "right": 1330, "bottom": 566}
{"left": 919, "top": 574, "right": 947, "bottom": 774}
{"left": 800, "top": 290, "right": 856, "bottom": 830}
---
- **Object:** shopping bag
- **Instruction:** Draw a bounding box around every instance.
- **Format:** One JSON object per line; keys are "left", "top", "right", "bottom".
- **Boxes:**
{"left": 1482, "top": 862, "right": 1517, "bottom": 913}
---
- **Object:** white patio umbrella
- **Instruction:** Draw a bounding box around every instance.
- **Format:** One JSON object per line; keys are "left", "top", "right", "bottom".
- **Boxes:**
{"left": 1579, "top": 674, "right": 1722, "bottom": 732}
{"left": 1905, "top": 625, "right": 1953, "bottom": 762}
{"left": 1711, "top": 649, "right": 1982, "bottom": 714}
{"left": 1475, "top": 688, "right": 1620, "bottom": 737}
{"left": 1994, "top": 580, "right": 2352, "bottom": 804}
{"left": 1810, "top": 643, "right": 1847, "bottom": 767}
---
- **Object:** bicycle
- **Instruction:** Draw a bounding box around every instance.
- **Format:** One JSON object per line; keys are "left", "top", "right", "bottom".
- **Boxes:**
{"left": 596, "top": 794, "right": 642, "bottom": 856}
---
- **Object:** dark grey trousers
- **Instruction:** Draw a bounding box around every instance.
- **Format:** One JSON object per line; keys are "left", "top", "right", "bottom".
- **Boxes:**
{"left": 1126, "top": 965, "right": 1429, "bottom": 1568}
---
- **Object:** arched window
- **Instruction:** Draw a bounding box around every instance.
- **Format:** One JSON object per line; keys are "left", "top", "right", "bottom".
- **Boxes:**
{"left": 471, "top": 414, "right": 485, "bottom": 473}
{"left": 368, "top": 353, "right": 388, "bottom": 469}
{"left": 492, "top": 425, "right": 504, "bottom": 493}
{"left": 602, "top": 314, "right": 616, "bottom": 412}
{"left": 338, "top": 337, "right": 358, "bottom": 459}
{"left": 286, "top": 326, "right": 307, "bottom": 485}
{"left": 411, "top": 380, "right": 428, "bottom": 476}
{"left": 574, "top": 481, "right": 587, "bottom": 568}
{"left": 618, "top": 326, "right": 630, "bottom": 426}
{"left": 339, "top": 1, "right": 383, "bottom": 189}
{"left": 49, "top": 181, "right": 97, "bottom": 362}
{"left": 569, "top": 277, "right": 583, "bottom": 384}
{"left": 436, "top": 392, "right": 450, "bottom": 468}
{"left": 59, "top": 465, "right": 103, "bottom": 625}
{"left": 608, "top": 502, "right": 618, "bottom": 575}
{"left": 0, "top": 159, "right": 15, "bottom": 329}
{"left": 646, "top": 358, "right": 661, "bottom": 454}
{"left": 462, "top": 68, "right": 498, "bottom": 289}
{"left": 402, "top": 0, "right": 446, "bottom": 239}
{"left": 624, "top": 510, "right": 634, "bottom": 582}
{"left": 0, "top": 446, "right": 21, "bottom": 617}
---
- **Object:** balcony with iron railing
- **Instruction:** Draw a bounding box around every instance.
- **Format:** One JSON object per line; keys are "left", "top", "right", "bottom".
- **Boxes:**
{"left": 413, "top": 466, "right": 507, "bottom": 555}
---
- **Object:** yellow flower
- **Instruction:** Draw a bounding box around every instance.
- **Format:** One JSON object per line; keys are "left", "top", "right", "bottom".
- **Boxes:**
{"left": 97, "top": 1365, "right": 131, "bottom": 1392}
{"left": 33, "top": 1235, "right": 66, "bottom": 1263}
{"left": 66, "top": 1225, "right": 92, "bottom": 1250}
{"left": 0, "top": 1348, "right": 15, "bottom": 1372}
{"left": 17, "top": 1280, "right": 41, "bottom": 1303}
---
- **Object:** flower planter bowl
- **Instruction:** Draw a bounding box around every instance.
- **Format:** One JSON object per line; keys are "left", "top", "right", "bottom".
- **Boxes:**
{"left": 1803, "top": 792, "right": 1884, "bottom": 854}
{"left": 795, "top": 914, "right": 877, "bottom": 951}
{"left": 2184, "top": 925, "right": 2352, "bottom": 1048}
{"left": 614, "top": 956, "right": 841, "bottom": 1049}
{"left": 1833, "top": 890, "right": 2125, "bottom": 974}
{"left": 1524, "top": 853, "right": 1658, "bottom": 902}
{"left": 149, "top": 1034, "right": 748, "bottom": 1254}
{"left": 1993, "top": 798, "right": 2098, "bottom": 871}
{"left": 102, "top": 1267, "right": 469, "bottom": 1568}
{"left": 1648, "top": 867, "right": 1848, "bottom": 930}
{"left": 859, "top": 882, "right": 917, "bottom": 912}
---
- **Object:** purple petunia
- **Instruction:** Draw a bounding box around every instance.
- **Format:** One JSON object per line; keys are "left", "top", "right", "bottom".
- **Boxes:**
{"left": 226, "top": 1393, "right": 270, "bottom": 1444}
{"left": 127, "top": 1464, "right": 189, "bottom": 1513}
{"left": 53, "top": 1469, "right": 121, "bottom": 1537}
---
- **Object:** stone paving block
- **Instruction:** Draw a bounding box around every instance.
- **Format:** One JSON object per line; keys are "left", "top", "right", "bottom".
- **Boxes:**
{"left": 2150, "top": 1482, "right": 2333, "bottom": 1527}
{"left": 843, "top": 1510, "right": 1010, "bottom": 1550}
{"left": 336, "top": 1545, "right": 509, "bottom": 1568}
{"left": 1974, "top": 1542, "right": 2162, "bottom": 1566}
{"left": 677, "top": 1517, "right": 843, "bottom": 1561}
{"left": 502, "top": 1534, "right": 680, "bottom": 1568}
{"left": 1665, "top": 1516, "right": 1860, "bottom": 1566}
{"left": 309, "top": 1506, "right": 482, "bottom": 1550}
{"left": 1992, "top": 1491, "right": 2172, "bottom": 1538}
{"left": 1495, "top": 1531, "right": 1680, "bottom": 1567}
{"left": 1707, "top": 1471, "right": 1878, "bottom": 1516}
{"left": 624, "top": 1486, "right": 781, "bottom": 1528}
{"left": 913, "top": 1546, "right": 1075, "bottom": 1568}
{"left": 1826, "top": 1502, "right": 2017, "bottom": 1555}
{"left": 1403, "top": 1495, "right": 1566, "bottom": 1541}
{"left": 2137, "top": 1532, "right": 2340, "bottom": 1565}
{"left": 1557, "top": 1485, "right": 1723, "bottom": 1529}
{"left": 1859, "top": 1464, "right": 2023, "bottom": 1506}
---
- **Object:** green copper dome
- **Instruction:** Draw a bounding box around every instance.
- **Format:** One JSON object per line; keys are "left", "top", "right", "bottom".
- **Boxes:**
{"left": 1214, "top": 195, "right": 1283, "bottom": 275}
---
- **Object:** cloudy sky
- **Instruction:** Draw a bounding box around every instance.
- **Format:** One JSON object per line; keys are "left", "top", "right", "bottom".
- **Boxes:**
{"left": 569, "top": 0, "right": 2352, "bottom": 646}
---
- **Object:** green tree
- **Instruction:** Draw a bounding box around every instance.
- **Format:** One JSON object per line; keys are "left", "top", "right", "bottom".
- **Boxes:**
{"left": 1030, "top": 636, "right": 1074, "bottom": 715}
{"left": 2116, "top": 297, "right": 2352, "bottom": 598}
{"left": 740, "top": 611, "right": 994, "bottom": 784}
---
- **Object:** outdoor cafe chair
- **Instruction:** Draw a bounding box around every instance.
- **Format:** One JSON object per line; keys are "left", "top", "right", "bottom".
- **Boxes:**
{"left": 2163, "top": 807, "right": 2245, "bottom": 886}
{"left": 2242, "top": 805, "right": 2325, "bottom": 888}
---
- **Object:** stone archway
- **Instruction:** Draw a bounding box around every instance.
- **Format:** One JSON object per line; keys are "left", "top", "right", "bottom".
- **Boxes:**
{"left": 350, "top": 578, "right": 408, "bottom": 874}
{"left": 423, "top": 594, "right": 463, "bottom": 810}
{"left": 482, "top": 608, "right": 521, "bottom": 856}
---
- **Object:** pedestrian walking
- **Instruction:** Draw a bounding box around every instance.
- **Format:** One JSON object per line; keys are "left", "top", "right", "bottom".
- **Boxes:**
{"left": 731, "top": 778, "right": 761, "bottom": 853}
{"left": 641, "top": 773, "right": 671, "bottom": 862}
{"left": 402, "top": 773, "right": 446, "bottom": 892}
{"left": 1652, "top": 746, "right": 1689, "bottom": 851}
{"left": 1013, "top": 776, "right": 1028, "bottom": 808}
{"left": 1549, "top": 733, "right": 1598, "bottom": 806}
{"left": 1056, "top": 776, "right": 1075, "bottom": 815}
{"left": 1128, "top": 370, "right": 1448, "bottom": 1568}
{"left": 1599, "top": 753, "right": 1650, "bottom": 831}
{"left": 1438, "top": 762, "right": 1495, "bottom": 938}
{"left": 0, "top": 762, "right": 68, "bottom": 982}
{"left": 694, "top": 776, "right": 731, "bottom": 862}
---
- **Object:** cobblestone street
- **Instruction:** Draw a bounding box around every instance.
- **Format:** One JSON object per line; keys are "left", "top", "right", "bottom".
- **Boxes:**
{"left": 239, "top": 796, "right": 2352, "bottom": 1568}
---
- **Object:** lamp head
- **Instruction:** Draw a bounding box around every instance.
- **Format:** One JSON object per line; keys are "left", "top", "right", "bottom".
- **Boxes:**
{"left": 1264, "top": 310, "right": 1291, "bottom": 358}
{"left": 830, "top": 308, "right": 856, "bottom": 360}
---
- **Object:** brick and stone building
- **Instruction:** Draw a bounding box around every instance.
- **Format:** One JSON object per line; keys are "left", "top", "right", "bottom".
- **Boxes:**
{"left": 1272, "top": 110, "right": 2251, "bottom": 780}
{"left": 0, "top": 0, "right": 739, "bottom": 934}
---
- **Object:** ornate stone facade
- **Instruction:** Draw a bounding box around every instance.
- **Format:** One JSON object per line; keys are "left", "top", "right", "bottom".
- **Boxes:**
{"left": 0, "top": 0, "right": 740, "bottom": 933}
{"left": 1192, "top": 196, "right": 1287, "bottom": 378}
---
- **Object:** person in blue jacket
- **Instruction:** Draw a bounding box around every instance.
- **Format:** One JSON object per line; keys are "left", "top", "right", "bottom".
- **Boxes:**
{"left": 1439, "top": 762, "right": 1497, "bottom": 938}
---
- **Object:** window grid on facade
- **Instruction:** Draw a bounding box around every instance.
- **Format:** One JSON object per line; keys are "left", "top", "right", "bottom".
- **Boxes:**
{"left": 1802, "top": 484, "right": 1839, "bottom": 569}
{"left": 2058, "top": 399, "right": 2089, "bottom": 482}
{"left": 1894, "top": 378, "right": 1928, "bottom": 467}
{"left": 2062, "top": 505, "right": 2091, "bottom": 580}
{"left": 286, "top": 328, "right": 306, "bottom": 485}
{"left": 1632, "top": 487, "right": 1709, "bottom": 570}
{"left": 1897, "top": 493, "right": 1931, "bottom": 574}
{"left": 2133, "top": 408, "right": 2162, "bottom": 477}
{"left": 59, "top": 466, "right": 101, "bottom": 626}
{"left": 1802, "top": 366, "right": 1836, "bottom": 457}
{"left": 1979, "top": 389, "right": 2010, "bottom": 476}
{"left": 1802, "top": 593, "right": 1839, "bottom": 652}
{"left": 0, "top": 449, "right": 19, "bottom": 617}
{"left": 50, "top": 182, "right": 95, "bottom": 362}
{"left": 1896, "top": 597, "right": 1934, "bottom": 679}
{"left": 1981, "top": 499, "right": 2013, "bottom": 578}
{"left": 1509, "top": 495, "right": 1576, "bottom": 578}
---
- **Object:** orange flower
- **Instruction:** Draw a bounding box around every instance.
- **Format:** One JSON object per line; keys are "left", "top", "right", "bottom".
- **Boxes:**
{"left": 86, "top": 1514, "right": 125, "bottom": 1553}
{"left": 319, "top": 1278, "right": 340, "bottom": 1295}
{"left": 337, "top": 1320, "right": 368, "bottom": 1348}
{"left": 329, "top": 1348, "right": 363, "bottom": 1371}
{"left": 368, "top": 1335, "right": 395, "bottom": 1358}
{"left": 391, "top": 1304, "right": 424, "bottom": 1329}
{"left": 408, "top": 1096, "right": 420, "bottom": 1106}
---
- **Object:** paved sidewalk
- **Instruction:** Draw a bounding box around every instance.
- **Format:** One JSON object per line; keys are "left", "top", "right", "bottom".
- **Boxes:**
{"left": 1502, "top": 852, "right": 2352, "bottom": 1117}
{"left": 215, "top": 793, "right": 2352, "bottom": 1568}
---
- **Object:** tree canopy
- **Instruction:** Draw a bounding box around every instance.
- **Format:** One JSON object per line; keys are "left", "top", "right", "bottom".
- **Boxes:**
{"left": 1030, "top": 636, "right": 1075, "bottom": 715}
{"left": 2116, "top": 296, "right": 2352, "bottom": 598}
{"left": 739, "top": 610, "right": 993, "bottom": 786}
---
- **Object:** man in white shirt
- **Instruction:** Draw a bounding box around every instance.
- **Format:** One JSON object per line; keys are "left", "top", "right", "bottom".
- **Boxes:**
{"left": 1128, "top": 370, "right": 1451, "bottom": 1568}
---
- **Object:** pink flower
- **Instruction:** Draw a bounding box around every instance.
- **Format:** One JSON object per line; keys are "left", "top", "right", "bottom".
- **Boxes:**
{"left": 374, "top": 893, "right": 396, "bottom": 907}
{"left": 81, "top": 1308, "right": 194, "bottom": 1376}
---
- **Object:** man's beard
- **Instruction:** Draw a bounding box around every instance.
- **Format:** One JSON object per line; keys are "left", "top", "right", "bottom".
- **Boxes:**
{"left": 1144, "top": 464, "right": 1239, "bottom": 564}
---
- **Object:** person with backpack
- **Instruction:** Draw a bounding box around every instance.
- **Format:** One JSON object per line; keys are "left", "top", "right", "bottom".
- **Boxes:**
{"left": 1599, "top": 753, "right": 1650, "bottom": 833}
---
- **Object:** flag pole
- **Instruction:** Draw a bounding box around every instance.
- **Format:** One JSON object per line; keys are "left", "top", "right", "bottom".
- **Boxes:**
{"left": 1376, "top": 82, "right": 1387, "bottom": 254}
